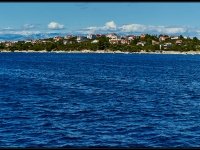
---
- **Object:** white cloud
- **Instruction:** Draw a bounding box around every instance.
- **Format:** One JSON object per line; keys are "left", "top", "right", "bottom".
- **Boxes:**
{"left": 0, "top": 25, "right": 41, "bottom": 35}
{"left": 83, "top": 21, "right": 117, "bottom": 33}
{"left": 23, "top": 24, "right": 35, "bottom": 30}
{"left": 0, "top": 30, "right": 41, "bottom": 35}
{"left": 104, "top": 21, "right": 117, "bottom": 30}
{"left": 120, "top": 24, "right": 147, "bottom": 32}
{"left": 14, "top": 31, "right": 41, "bottom": 35}
{"left": 164, "top": 28, "right": 186, "bottom": 34}
{"left": 86, "top": 26, "right": 98, "bottom": 30}
{"left": 48, "top": 21, "right": 64, "bottom": 30}
{"left": 81, "top": 21, "right": 191, "bottom": 35}
{"left": 119, "top": 24, "right": 186, "bottom": 34}
{"left": 3, "top": 27, "right": 14, "bottom": 30}
{"left": 154, "top": 26, "right": 186, "bottom": 34}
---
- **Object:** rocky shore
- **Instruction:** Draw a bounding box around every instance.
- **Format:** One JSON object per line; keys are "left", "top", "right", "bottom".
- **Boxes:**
{"left": 1, "top": 49, "right": 200, "bottom": 55}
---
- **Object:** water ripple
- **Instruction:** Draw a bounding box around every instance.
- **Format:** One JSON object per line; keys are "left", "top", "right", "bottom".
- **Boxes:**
{"left": 1, "top": 53, "right": 200, "bottom": 147}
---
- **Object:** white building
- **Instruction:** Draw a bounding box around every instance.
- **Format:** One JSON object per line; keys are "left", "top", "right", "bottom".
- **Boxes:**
{"left": 127, "top": 35, "right": 135, "bottom": 41}
{"left": 87, "top": 34, "right": 96, "bottom": 40}
{"left": 91, "top": 40, "right": 99, "bottom": 43}
{"left": 106, "top": 33, "right": 118, "bottom": 39}
{"left": 171, "top": 36, "right": 179, "bottom": 40}
{"left": 77, "top": 36, "right": 87, "bottom": 43}
{"left": 64, "top": 35, "right": 73, "bottom": 39}
{"left": 136, "top": 41, "right": 146, "bottom": 46}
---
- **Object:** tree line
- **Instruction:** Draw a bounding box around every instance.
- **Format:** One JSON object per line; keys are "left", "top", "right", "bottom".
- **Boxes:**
{"left": 1, "top": 34, "right": 200, "bottom": 52}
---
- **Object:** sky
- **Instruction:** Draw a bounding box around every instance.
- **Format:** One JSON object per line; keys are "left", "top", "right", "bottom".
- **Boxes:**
{"left": 0, "top": 2, "right": 200, "bottom": 37}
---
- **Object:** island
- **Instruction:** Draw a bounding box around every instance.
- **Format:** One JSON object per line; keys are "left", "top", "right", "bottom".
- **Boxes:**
{"left": 1, "top": 33, "right": 200, "bottom": 54}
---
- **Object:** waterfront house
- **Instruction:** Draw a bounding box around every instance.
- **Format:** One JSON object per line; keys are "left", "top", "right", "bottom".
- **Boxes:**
{"left": 64, "top": 35, "right": 73, "bottom": 39}
{"left": 108, "top": 33, "right": 121, "bottom": 44}
{"left": 91, "top": 39, "right": 99, "bottom": 43}
{"left": 175, "top": 40, "right": 182, "bottom": 45}
{"left": 87, "top": 34, "right": 96, "bottom": 40}
{"left": 120, "top": 37, "right": 130, "bottom": 44}
{"left": 163, "top": 42, "right": 172, "bottom": 49}
{"left": 77, "top": 36, "right": 87, "bottom": 43}
{"left": 5, "top": 42, "right": 14, "bottom": 47}
{"left": 136, "top": 41, "right": 146, "bottom": 46}
{"left": 109, "top": 38, "right": 120, "bottom": 44}
{"left": 171, "top": 36, "right": 179, "bottom": 40}
{"left": 106, "top": 33, "right": 118, "bottom": 39}
{"left": 25, "top": 40, "right": 31, "bottom": 43}
{"left": 159, "top": 35, "right": 169, "bottom": 42}
{"left": 31, "top": 40, "right": 37, "bottom": 44}
{"left": 140, "top": 34, "right": 146, "bottom": 39}
{"left": 53, "top": 36, "right": 63, "bottom": 42}
{"left": 127, "top": 35, "right": 136, "bottom": 41}
{"left": 63, "top": 40, "right": 68, "bottom": 45}
{"left": 152, "top": 40, "right": 160, "bottom": 45}
{"left": 63, "top": 40, "right": 73, "bottom": 44}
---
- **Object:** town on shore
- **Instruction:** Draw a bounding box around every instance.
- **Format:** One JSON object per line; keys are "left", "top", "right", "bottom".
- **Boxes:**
{"left": 1, "top": 33, "right": 200, "bottom": 54}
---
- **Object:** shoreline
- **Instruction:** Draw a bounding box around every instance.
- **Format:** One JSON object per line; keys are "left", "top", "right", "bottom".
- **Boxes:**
{"left": 1, "top": 49, "right": 200, "bottom": 55}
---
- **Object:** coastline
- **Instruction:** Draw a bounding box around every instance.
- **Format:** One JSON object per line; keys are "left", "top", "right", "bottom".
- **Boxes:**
{"left": 1, "top": 49, "right": 200, "bottom": 55}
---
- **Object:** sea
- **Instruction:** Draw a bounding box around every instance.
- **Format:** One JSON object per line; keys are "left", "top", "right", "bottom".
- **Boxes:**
{"left": 0, "top": 52, "right": 200, "bottom": 148}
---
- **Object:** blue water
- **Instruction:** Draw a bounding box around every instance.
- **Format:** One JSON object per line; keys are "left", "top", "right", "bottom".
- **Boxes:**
{"left": 1, "top": 52, "right": 200, "bottom": 148}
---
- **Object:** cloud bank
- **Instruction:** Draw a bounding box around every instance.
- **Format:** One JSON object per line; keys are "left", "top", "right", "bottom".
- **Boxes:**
{"left": 120, "top": 24, "right": 187, "bottom": 34}
{"left": 81, "top": 21, "right": 195, "bottom": 36}
{"left": 23, "top": 24, "right": 36, "bottom": 30}
{"left": 0, "top": 20, "right": 200, "bottom": 41}
{"left": 83, "top": 21, "right": 117, "bottom": 34}
{"left": 104, "top": 21, "right": 117, "bottom": 30}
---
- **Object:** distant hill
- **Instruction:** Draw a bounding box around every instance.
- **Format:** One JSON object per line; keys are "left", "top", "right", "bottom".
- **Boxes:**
{"left": 0, "top": 32, "right": 67, "bottom": 41}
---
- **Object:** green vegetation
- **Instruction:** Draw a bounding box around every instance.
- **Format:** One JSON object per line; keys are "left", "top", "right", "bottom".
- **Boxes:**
{"left": 1, "top": 34, "right": 200, "bottom": 52}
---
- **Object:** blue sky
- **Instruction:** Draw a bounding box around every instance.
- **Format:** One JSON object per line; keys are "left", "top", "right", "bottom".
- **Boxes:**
{"left": 1, "top": 2, "right": 200, "bottom": 37}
